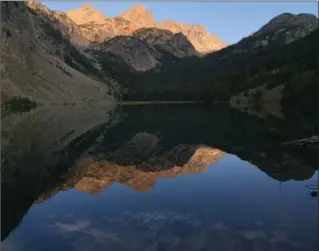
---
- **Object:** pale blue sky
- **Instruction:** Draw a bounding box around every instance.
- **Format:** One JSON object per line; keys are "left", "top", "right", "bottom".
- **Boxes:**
{"left": 43, "top": 1, "right": 318, "bottom": 44}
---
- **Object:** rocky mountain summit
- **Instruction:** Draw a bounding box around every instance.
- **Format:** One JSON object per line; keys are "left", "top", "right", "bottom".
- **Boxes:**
{"left": 230, "top": 12, "right": 318, "bottom": 54}
{"left": 256, "top": 13, "right": 318, "bottom": 40}
{"left": 66, "top": 4, "right": 227, "bottom": 53}
{"left": 77, "top": 17, "right": 138, "bottom": 43}
{"left": 23, "top": 2, "right": 208, "bottom": 72}
{"left": 156, "top": 20, "right": 226, "bottom": 53}
{"left": 67, "top": 4, "right": 108, "bottom": 25}
{"left": 118, "top": 4, "right": 156, "bottom": 28}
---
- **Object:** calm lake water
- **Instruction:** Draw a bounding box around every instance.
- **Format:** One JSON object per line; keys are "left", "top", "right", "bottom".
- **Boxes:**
{"left": 1, "top": 104, "right": 318, "bottom": 251}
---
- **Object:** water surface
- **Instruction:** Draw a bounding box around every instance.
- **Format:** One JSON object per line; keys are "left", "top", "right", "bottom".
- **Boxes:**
{"left": 1, "top": 104, "right": 318, "bottom": 251}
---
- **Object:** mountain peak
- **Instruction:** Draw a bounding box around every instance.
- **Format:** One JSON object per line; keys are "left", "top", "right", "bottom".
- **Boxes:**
{"left": 67, "top": 4, "right": 108, "bottom": 25}
{"left": 118, "top": 4, "right": 155, "bottom": 26}
{"left": 130, "top": 4, "right": 147, "bottom": 13}
{"left": 80, "top": 4, "right": 94, "bottom": 10}
{"left": 66, "top": 3, "right": 226, "bottom": 54}
{"left": 263, "top": 12, "right": 317, "bottom": 27}
{"left": 256, "top": 12, "right": 318, "bottom": 37}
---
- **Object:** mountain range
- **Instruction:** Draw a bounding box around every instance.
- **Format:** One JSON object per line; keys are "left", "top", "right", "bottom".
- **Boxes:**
{"left": 66, "top": 4, "right": 227, "bottom": 53}
{"left": 1, "top": 1, "right": 318, "bottom": 112}
{"left": 1, "top": 1, "right": 318, "bottom": 244}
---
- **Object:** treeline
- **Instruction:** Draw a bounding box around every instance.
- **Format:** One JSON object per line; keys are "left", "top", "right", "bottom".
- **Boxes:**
{"left": 107, "top": 28, "right": 318, "bottom": 102}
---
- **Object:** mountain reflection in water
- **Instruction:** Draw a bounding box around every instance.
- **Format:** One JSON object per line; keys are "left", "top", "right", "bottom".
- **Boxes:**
{"left": 1, "top": 104, "right": 318, "bottom": 251}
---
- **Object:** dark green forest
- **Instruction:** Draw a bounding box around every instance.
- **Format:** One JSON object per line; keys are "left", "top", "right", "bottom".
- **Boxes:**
{"left": 98, "top": 29, "right": 318, "bottom": 104}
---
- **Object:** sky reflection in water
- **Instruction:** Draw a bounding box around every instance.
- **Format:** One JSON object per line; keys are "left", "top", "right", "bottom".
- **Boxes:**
{"left": 3, "top": 154, "right": 318, "bottom": 251}
{"left": 1, "top": 104, "right": 318, "bottom": 251}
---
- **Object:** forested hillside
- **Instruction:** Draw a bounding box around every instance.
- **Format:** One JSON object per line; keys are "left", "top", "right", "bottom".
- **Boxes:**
{"left": 116, "top": 28, "right": 317, "bottom": 104}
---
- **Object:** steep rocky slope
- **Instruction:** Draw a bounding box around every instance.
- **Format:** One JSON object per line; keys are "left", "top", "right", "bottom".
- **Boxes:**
{"left": 118, "top": 4, "right": 156, "bottom": 28}
{"left": 15, "top": 3, "right": 223, "bottom": 73}
{"left": 119, "top": 5, "right": 227, "bottom": 53}
{"left": 118, "top": 13, "right": 318, "bottom": 104}
{"left": 132, "top": 28, "right": 200, "bottom": 58}
{"left": 227, "top": 12, "right": 318, "bottom": 55}
{"left": 26, "top": 1, "right": 89, "bottom": 48}
{"left": 88, "top": 27, "right": 200, "bottom": 72}
{"left": 85, "top": 28, "right": 199, "bottom": 73}
{"left": 95, "top": 36, "right": 161, "bottom": 72}
{"left": 66, "top": 4, "right": 226, "bottom": 54}
{"left": 66, "top": 4, "right": 108, "bottom": 25}
{"left": 156, "top": 20, "right": 226, "bottom": 53}
{"left": 62, "top": 4, "right": 200, "bottom": 71}
{"left": 78, "top": 17, "right": 138, "bottom": 43}
{"left": 1, "top": 1, "right": 116, "bottom": 105}
{"left": 254, "top": 13, "right": 318, "bottom": 42}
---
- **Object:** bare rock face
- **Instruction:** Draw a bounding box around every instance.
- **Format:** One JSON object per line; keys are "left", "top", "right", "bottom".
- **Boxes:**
{"left": 253, "top": 13, "right": 319, "bottom": 47}
{"left": 1, "top": 1, "right": 114, "bottom": 105}
{"left": 26, "top": 1, "right": 89, "bottom": 48}
{"left": 77, "top": 17, "right": 139, "bottom": 43}
{"left": 64, "top": 4, "right": 225, "bottom": 70}
{"left": 117, "top": 4, "right": 156, "bottom": 27}
{"left": 98, "top": 36, "right": 161, "bottom": 72}
{"left": 255, "top": 13, "right": 318, "bottom": 43}
{"left": 118, "top": 5, "right": 226, "bottom": 53}
{"left": 233, "top": 13, "right": 318, "bottom": 53}
{"left": 94, "top": 27, "right": 200, "bottom": 72}
{"left": 66, "top": 4, "right": 108, "bottom": 25}
{"left": 133, "top": 28, "right": 200, "bottom": 58}
{"left": 66, "top": 4, "right": 226, "bottom": 55}
{"left": 50, "top": 11, "right": 90, "bottom": 48}
{"left": 67, "top": 5, "right": 148, "bottom": 43}
{"left": 157, "top": 20, "right": 227, "bottom": 53}
{"left": 87, "top": 26, "right": 200, "bottom": 71}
